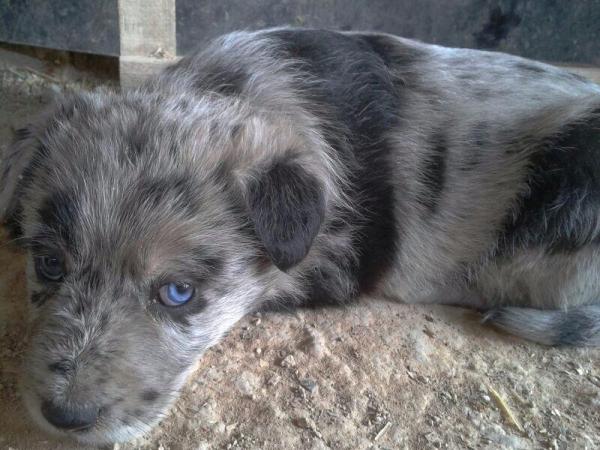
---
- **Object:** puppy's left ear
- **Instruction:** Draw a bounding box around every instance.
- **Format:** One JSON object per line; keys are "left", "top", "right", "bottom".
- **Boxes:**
{"left": 244, "top": 157, "right": 325, "bottom": 271}
{"left": 0, "top": 126, "right": 39, "bottom": 237}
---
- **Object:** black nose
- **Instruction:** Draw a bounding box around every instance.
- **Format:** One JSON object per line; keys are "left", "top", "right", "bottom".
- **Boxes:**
{"left": 41, "top": 400, "right": 98, "bottom": 431}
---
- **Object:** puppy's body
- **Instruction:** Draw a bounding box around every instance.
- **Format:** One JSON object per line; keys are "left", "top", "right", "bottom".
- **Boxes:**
{"left": 2, "top": 28, "right": 600, "bottom": 443}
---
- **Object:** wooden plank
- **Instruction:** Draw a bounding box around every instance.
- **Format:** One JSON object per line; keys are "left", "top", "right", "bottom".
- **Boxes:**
{"left": 118, "top": 0, "right": 176, "bottom": 88}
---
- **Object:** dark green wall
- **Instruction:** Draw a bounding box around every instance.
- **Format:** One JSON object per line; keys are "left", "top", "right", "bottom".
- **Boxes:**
{"left": 177, "top": 0, "right": 600, "bottom": 64}
{"left": 0, "top": 0, "right": 119, "bottom": 55}
{"left": 0, "top": 1, "right": 598, "bottom": 64}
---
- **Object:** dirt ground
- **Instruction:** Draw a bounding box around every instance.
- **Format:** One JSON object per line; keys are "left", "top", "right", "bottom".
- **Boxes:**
{"left": 1, "top": 49, "right": 600, "bottom": 450}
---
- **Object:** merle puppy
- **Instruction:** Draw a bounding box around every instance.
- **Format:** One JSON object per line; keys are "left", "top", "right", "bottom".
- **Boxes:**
{"left": 1, "top": 28, "right": 600, "bottom": 444}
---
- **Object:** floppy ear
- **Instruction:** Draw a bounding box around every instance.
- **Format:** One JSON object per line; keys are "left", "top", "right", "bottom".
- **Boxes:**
{"left": 0, "top": 126, "right": 40, "bottom": 237}
{"left": 1, "top": 94, "right": 84, "bottom": 238}
{"left": 244, "top": 157, "right": 325, "bottom": 271}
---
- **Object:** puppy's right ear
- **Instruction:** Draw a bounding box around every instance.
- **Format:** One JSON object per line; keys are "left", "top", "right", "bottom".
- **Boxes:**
{"left": 0, "top": 126, "right": 40, "bottom": 237}
{"left": 243, "top": 156, "right": 326, "bottom": 272}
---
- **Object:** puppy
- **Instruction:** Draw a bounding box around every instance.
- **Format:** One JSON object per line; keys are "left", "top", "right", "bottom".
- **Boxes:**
{"left": 1, "top": 28, "right": 600, "bottom": 444}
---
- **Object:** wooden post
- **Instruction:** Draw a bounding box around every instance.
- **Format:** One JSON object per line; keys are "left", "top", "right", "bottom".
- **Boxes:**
{"left": 118, "top": 0, "right": 177, "bottom": 88}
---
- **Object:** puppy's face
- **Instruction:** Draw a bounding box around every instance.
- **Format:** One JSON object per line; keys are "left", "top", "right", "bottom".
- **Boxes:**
{"left": 0, "top": 90, "right": 327, "bottom": 444}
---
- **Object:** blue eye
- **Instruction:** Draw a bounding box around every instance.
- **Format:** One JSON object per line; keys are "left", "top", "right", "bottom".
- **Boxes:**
{"left": 158, "top": 282, "right": 195, "bottom": 306}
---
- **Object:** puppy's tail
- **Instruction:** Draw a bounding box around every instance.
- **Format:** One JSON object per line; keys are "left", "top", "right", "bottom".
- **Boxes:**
{"left": 483, "top": 305, "right": 600, "bottom": 346}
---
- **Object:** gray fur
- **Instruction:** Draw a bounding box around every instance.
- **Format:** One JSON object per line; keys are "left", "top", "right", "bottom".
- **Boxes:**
{"left": 483, "top": 306, "right": 600, "bottom": 346}
{"left": 1, "top": 28, "right": 600, "bottom": 443}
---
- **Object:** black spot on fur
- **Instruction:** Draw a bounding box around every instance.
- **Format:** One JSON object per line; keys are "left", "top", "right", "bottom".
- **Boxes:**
{"left": 300, "top": 273, "right": 357, "bottom": 309}
{"left": 358, "top": 33, "right": 426, "bottom": 69}
{"left": 188, "top": 248, "right": 224, "bottom": 278}
{"left": 141, "top": 390, "right": 159, "bottom": 402}
{"left": 2, "top": 136, "right": 47, "bottom": 240}
{"left": 269, "top": 29, "right": 401, "bottom": 299}
{"left": 419, "top": 132, "right": 448, "bottom": 213}
{"left": 48, "top": 359, "right": 74, "bottom": 375}
{"left": 194, "top": 64, "right": 247, "bottom": 95}
{"left": 500, "top": 110, "right": 600, "bottom": 253}
{"left": 474, "top": 6, "right": 521, "bottom": 49}
{"left": 125, "top": 126, "right": 147, "bottom": 161}
{"left": 245, "top": 155, "right": 325, "bottom": 272}
{"left": 487, "top": 305, "right": 600, "bottom": 346}
{"left": 13, "top": 127, "right": 32, "bottom": 140}
{"left": 38, "top": 190, "right": 78, "bottom": 247}
{"left": 301, "top": 250, "right": 359, "bottom": 307}
{"left": 557, "top": 314, "right": 594, "bottom": 345}
{"left": 552, "top": 305, "right": 600, "bottom": 346}
{"left": 131, "top": 173, "right": 199, "bottom": 217}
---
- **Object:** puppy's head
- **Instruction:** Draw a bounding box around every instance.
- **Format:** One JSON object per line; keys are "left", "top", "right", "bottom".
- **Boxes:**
{"left": 0, "top": 89, "right": 329, "bottom": 443}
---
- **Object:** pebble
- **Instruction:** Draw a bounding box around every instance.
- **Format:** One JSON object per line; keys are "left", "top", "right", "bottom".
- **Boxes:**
{"left": 267, "top": 373, "right": 281, "bottom": 387}
{"left": 467, "top": 358, "right": 488, "bottom": 373}
{"left": 586, "top": 391, "right": 600, "bottom": 407}
{"left": 299, "top": 378, "right": 318, "bottom": 394}
{"left": 194, "top": 400, "right": 219, "bottom": 426}
{"left": 235, "top": 371, "right": 258, "bottom": 397}
{"left": 309, "top": 441, "right": 330, "bottom": 450}
{"left": 280, "top": 354, "right": 297, "bottom": 368}
{"left": 407, "top": 329, "right": 434, "bottom": 363}
{"left": 299, "top": 327, "right": 327, "bottom": 357}
{"left": 482, "top": 424, "right": 530, "bottom": 450}
{"left": 204, "top": 367, "right": 220, "bottom": 382}
{"left": 292, "top": 416, "right": 314, "bottom": 429}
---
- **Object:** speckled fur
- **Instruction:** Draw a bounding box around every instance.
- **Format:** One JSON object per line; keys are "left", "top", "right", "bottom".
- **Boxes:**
{"left": 1, "top": 28, "right": 600, "bottom": 444}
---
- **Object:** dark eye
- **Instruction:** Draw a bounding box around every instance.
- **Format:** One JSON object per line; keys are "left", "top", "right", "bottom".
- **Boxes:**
{"left": 35, "top": 255, "right": 65, "bottom": 282}
{"left": 158, "top": 282, "right": 195, "bottom": 306}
